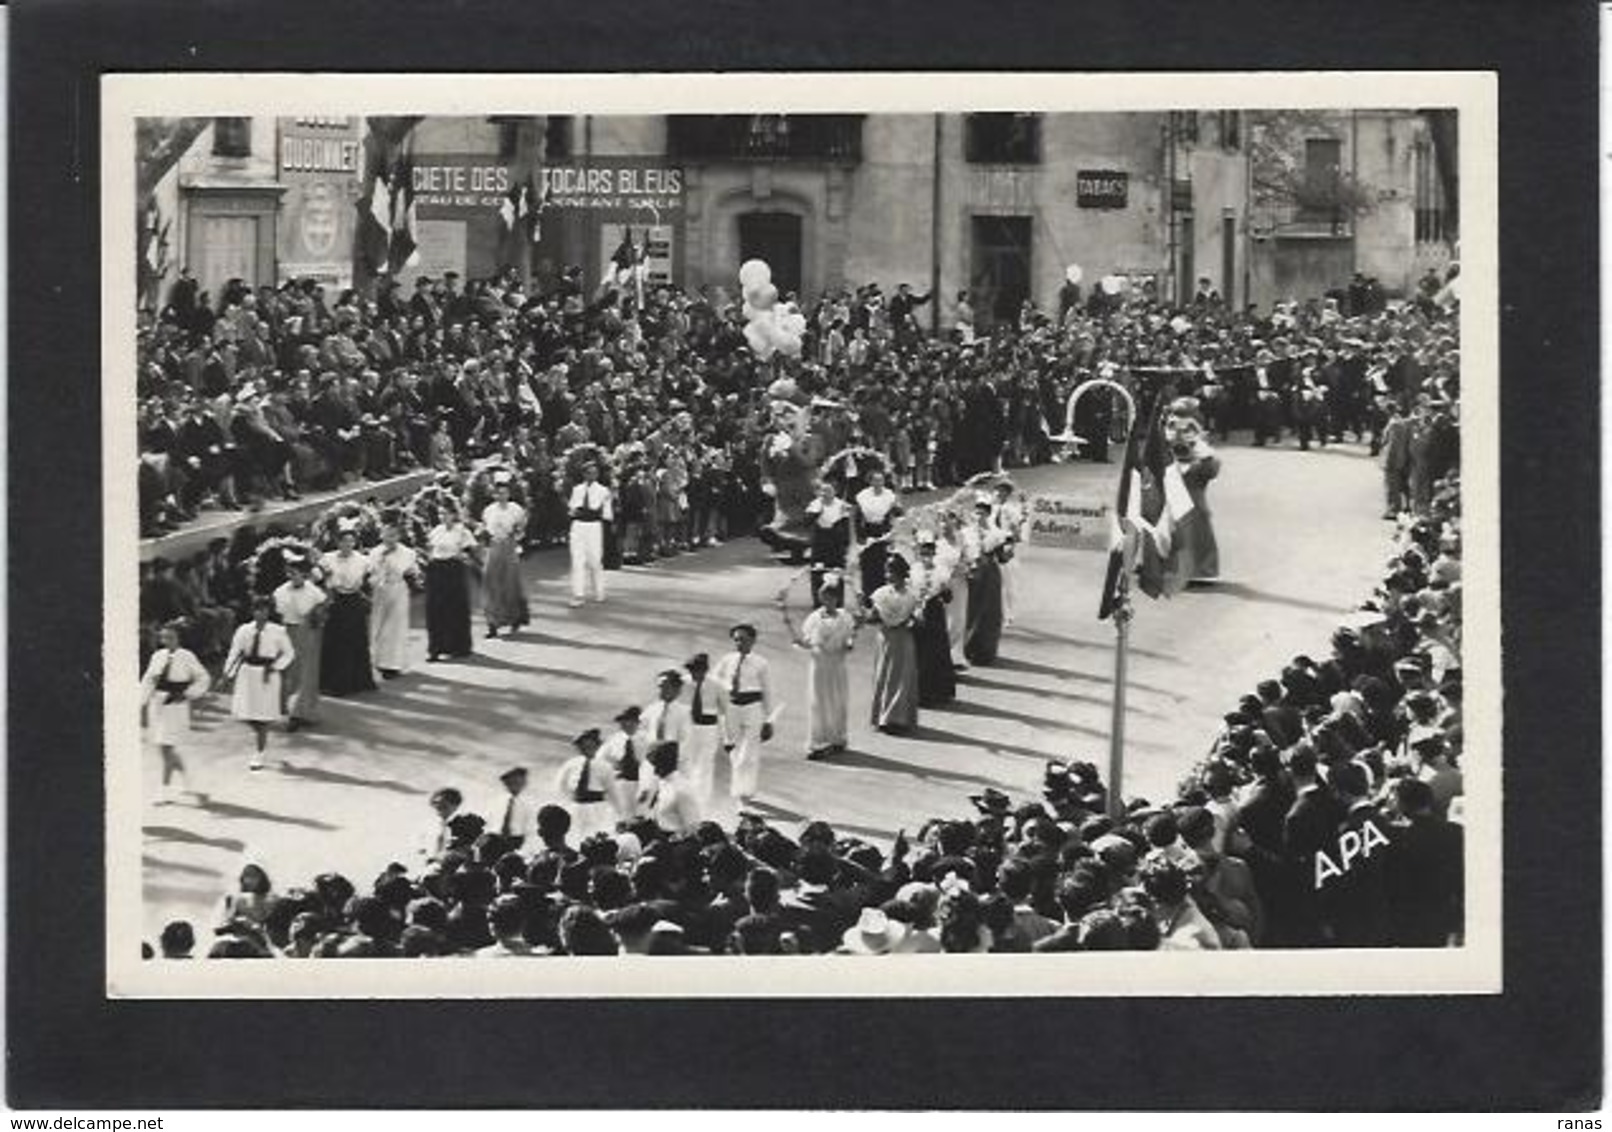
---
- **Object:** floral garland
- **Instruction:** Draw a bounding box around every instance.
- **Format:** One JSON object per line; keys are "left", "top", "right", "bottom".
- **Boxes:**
{"left": 818, "top": 445, "right": 889, "bottom": 486}
{"left": 402, "top": 482, "right": 466, "bottom": 548}
{"left": 559, "top": 441, "right": 616, "bottom": 490}
{"left": 247, "top": 535, "right": 321, "bottom": 597}
{"left": 308, "top": 499, "right": 384, "bottom": 551}
{"left": 773, "top": 563, "right": 870, "bottom": 644}
{"left": 463, "top": 459, "right": 531, "bottom": 520}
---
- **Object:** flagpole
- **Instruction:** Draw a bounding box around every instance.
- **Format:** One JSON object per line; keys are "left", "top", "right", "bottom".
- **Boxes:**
{"left": 1108, "top": 571, "right": 1131, "bottom": 821}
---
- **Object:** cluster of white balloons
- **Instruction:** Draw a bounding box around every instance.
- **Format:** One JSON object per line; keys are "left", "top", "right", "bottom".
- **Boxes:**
{"left": 739, "top": 258, "right": 806, "bottom": 361}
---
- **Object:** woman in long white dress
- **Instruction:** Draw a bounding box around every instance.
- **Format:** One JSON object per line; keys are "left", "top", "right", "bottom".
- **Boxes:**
{"left": 788, "top": 573, "right": 856, "bottom": 760}
{"left": 140, "top": 621, "right": 211, "bottom": 804}
{"left": 224, "top": 596, "right": 295, "bottom": 771}
{"left": 367, "top": 521, "right": 421, "bottom": 678}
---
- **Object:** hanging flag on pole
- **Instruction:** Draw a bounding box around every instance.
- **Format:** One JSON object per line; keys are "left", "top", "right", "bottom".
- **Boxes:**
{"left": 529, "top": 177, "right": 549, "bottom": 244}
{"left": 388, "top": 138, "right": 419, "bottom": 272}
{"left": 1098, "top": 372, "right": 1171, "bottom": 620}
{"left": 142, "top": 198, "right": 169, "bottom": 275}
{"left": 355, "top": 116, "right": 423, "bottom": 281}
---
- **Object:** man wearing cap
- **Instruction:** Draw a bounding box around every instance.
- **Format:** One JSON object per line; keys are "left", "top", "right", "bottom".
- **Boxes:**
{"left": 713, "top": 624, "right": 774, "bottom": 806}
{"left": 599, "top": 706, "right": 646, "bottom": 823}
{"left": 272, "top": 555, "right": 327, "bottom": 731}
{"left": 490, "top": 766, "right": 539, "bottom": 850}
{"left": 683, "top": 653, "right": 721, "bottom": 810}
{"left": 555, "top": 728, "right": 614, "bottom": 841}
{"left": 567, "top": 461, "right": 613, "bottom": 607}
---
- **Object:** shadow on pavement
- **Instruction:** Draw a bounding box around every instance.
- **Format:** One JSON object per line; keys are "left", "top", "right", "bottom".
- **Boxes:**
{"left": 197, "top": 797, "right": 340, "bottom": 831}
{"left": 929, "top": 697, "right": 1112, "bottom": 739}
{"left": 143, "top": 825, "right": 246, "bottom": 853}
{"left": 818, "top": 747, "right": 1007, "bottom": 790}
{"left": 1194, "top": 581, "right": 1355, "bottom": 617}
{"left": 274, "top": 761, "right": 428, "bottom": 795}
{"left": 142, "top": 854, "right": 225, "bottom": 878}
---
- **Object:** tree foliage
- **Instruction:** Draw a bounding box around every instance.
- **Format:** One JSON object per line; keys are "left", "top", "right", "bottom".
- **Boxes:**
{"left": 1248, "top": 110, "right": 1378, "bottom": 228}
{"left": 135, "top": 117, "right": 211, "bottom": 200}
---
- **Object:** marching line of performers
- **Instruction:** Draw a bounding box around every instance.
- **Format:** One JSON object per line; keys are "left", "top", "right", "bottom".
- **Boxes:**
{"left": 140, "top": 470, "right": 1034, "bottom": 816}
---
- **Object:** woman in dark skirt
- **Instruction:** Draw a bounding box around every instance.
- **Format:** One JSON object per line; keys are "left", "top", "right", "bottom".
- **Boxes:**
{"left": 424, "top": 507, "right": 478, "bottom": 661}
{"left": 318, "top": 525, "right": 377, "bottom": 696}
{"left": 852, "top": 467, "right": 901, "bottom": 607}
{"left": 964, "top": 497, "right": 1008, "bottom": 667}
{"left": 911, "top": 535, "right": 957, "bottom": 707}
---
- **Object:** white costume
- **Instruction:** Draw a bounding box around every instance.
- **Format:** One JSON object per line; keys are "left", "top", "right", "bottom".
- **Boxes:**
{"left": 568, "top": 481, "right": 614, "bottom": 603}
{"left": 684, "top": 673, "right": 723, "bottom": 810}
{"left": 712, "top": 648, "right": 773, "bottom": 802}
{"left": 140, "top": 646, "right": 211, "bottom": 745}
{"left": 554, "top": 752, "right": 616, "bottom": 841}
{"left": 991, "top": 497, "right": 1028, "bottom": 624}
{"left": 224, "top": 621, "right": 295, "bottom": 722}
{"left": 598, "top": 728, "right": 645, "bottom": 822}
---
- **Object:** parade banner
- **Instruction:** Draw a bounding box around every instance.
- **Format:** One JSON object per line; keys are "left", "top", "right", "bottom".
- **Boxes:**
{"left": 1026, "top": 491, "right": 1113, "bottom": 553}
{"left": 277, "top": 117, "right": 362, "bottom": 288}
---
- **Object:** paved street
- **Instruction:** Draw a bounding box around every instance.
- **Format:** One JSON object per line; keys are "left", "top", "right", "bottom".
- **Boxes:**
{"left": 139, "top": 440, "right": 1391, "bottom": 939}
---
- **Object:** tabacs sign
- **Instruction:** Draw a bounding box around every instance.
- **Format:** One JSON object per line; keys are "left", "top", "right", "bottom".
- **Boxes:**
{"left": 1076, "top": 169, "right": 1129, "bottom": 210}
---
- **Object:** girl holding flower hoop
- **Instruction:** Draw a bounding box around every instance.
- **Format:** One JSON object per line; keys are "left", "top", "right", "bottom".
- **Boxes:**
{"left": 780, "top": 569, "right": 857, "bottom": 760}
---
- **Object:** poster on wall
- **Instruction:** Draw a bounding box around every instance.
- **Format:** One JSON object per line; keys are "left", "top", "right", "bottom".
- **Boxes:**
{"left": 277, "top": 117, "right": 362, "bottom": 288}
{"left": 396, "top": 219, "right": 468, "bottom": 289}
{"left": 599, "top": 223, "right": 676, "bottom": 289}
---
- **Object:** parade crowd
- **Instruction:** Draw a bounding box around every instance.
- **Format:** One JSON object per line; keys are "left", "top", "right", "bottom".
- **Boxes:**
{"left": 138, "top": 262, "right": 1464, "bottom": 957}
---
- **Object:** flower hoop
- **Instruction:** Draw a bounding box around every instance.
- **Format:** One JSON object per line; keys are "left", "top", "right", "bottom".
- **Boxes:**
{"left": 310, "top": 499, "right": 383, "bottom": 551}
{"left": 247, "top": 535, "right": 321, "bottom": 596}
{"left": 403, "top": 483, "right": 465, "bottom": 547}
{"left": 819, "top": 445, "right": 889, "bottom": 487}
{"left": 463, "top": 459, "right": 530, "bottom": 519}
{"left": 560, "top": 441, "right": 615, "bottom": 490}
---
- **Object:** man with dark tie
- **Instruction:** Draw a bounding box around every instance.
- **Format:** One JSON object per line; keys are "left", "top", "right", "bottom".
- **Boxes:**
{"left": 490, "top": 767, "right": 539, "bottom": 852}
{"left": 683, "top": 653, "right": 721, "bottom": 812}
{"left": 599, "top": 706, "right": 644, "bottom": 824}
{"left": 713, "top": 624, "right": 774, "bottom": 807}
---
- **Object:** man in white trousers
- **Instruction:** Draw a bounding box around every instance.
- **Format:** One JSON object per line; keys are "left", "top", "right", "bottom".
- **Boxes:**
{"left": 639, "top": 667, "right": 695, "bottom": 815}
{"left": 682, "top": 652, "right": 722, "bottom": 811}
{"left": 567, "top": 461, "right": 613, "bottom": 607}
{"left": 712, "top": 624, "right": 774, "bottom": 807}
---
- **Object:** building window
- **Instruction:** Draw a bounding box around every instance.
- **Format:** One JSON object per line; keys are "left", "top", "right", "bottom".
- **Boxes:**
{"left": 212, "top": 117, "right": 251, "bottom": 158}
{"left": 665, "top": 115, "right": 863, "bottom": 162}
{"left": 1219, "top": 110, "right": 1241, "bottom": 150}
{"left": 965, "top": 114, "right": 1041, "bottom": 165}
{"left": 1170, "top": 111, "right": 1200, "bottom": 145}
{"left": 1298, "top": 136, "right": 1343, "bottom": 222}
{"left": 544, "top": 116, "right": 574, "bottom": 160}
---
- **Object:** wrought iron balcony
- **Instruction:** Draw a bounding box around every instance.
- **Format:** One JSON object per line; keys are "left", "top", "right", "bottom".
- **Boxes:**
{"left": 666, "top": 115, "right": 864, "bottom": 163}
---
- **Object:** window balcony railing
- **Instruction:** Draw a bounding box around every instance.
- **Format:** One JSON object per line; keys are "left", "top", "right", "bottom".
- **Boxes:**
{"left": 666, "top": 115, "right": 864, "bottom": 163}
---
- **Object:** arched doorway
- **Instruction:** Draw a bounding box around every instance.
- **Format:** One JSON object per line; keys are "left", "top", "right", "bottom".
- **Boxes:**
{"left": 738, "top": 211, "right": 803, "bottom": 297}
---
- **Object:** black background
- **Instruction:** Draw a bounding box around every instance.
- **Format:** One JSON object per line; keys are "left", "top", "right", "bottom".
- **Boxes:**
{"left": 8, "top": 0, "right": 1601, "bottom": 1110}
